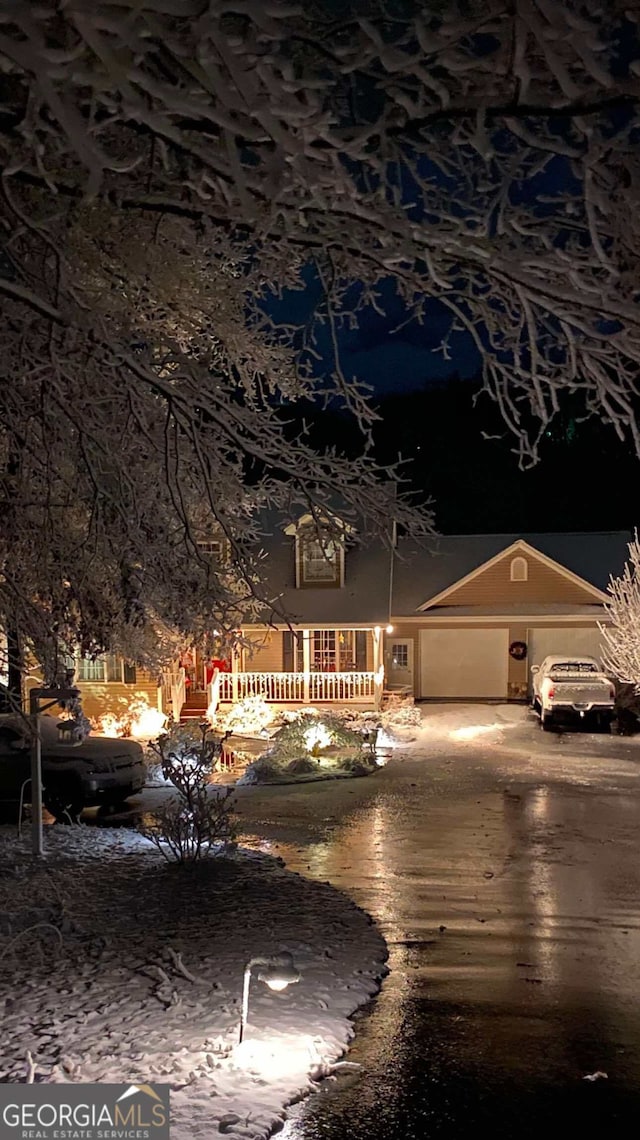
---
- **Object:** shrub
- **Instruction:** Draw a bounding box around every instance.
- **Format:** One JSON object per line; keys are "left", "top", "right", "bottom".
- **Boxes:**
{"left": 613, "top": 683, "right": 640, "bottom": 735}
{"left": 269, "top": 713, "right": 366, "bottom": 764}
{"left": 141, "top": 722, "right": 236, "bottom": 863}
{"left": 237, "top": 754, "right": 287, "bottom": 785}
{"left": 213, "top": 696, "right": 276, "bottom": 735}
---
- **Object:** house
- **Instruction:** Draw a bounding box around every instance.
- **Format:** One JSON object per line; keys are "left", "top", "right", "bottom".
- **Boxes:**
{"left": 387, "top": 532, "right": 631, "bottom": 701}
{"left": 46, "top": 523, "right": 631, "bottom": 721}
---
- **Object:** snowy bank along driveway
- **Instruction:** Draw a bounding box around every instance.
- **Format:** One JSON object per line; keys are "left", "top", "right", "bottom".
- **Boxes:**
{"left": 0, "top": 828, "right": 387, "bottom": 1140}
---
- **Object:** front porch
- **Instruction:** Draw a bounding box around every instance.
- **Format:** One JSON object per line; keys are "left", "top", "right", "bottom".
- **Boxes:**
{"left": 217, "top": 669, "right": 379, "bottom": 704}
{"left": 162, "top": 626, "right": 387, "bottom": 721}
{"left": 163, "top": 667, "right": 383, "bottom": 722}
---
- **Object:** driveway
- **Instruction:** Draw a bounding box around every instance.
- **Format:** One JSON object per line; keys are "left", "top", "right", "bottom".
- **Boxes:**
{"left": 230, "top": 703, "right": 640, "bottom": 1137}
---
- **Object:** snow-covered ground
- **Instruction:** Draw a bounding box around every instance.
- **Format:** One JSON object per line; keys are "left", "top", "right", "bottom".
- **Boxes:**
{"left": 0, "top": 827, "right": 387, "bottom": 1139}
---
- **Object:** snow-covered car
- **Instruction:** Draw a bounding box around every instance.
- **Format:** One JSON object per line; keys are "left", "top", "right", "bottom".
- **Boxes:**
{"left": 0, "top": 715, "right": 145, "bottom": 820}
{"left": 530, "top": 656, "right": 615, "bottom": 731}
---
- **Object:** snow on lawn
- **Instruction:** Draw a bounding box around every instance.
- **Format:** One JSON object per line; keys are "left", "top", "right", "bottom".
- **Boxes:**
{"left": 0, "top": 826, "right": 387, "bottom": 1139}
{"left": 397, "top": 702, "right": 530, "bottom": 747}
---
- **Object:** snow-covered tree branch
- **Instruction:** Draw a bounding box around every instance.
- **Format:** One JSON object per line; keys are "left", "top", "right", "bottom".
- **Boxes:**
{"left": 601, "top": 534, "right": 640, "bottom": 691}
{"left": 0, "top": 0, "right": 639, "bottom": 672}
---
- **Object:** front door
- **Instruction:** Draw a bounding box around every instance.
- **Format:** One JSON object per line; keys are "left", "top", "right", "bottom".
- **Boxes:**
{"left": 385, "top": 638, "right": 414, "bottom": 692}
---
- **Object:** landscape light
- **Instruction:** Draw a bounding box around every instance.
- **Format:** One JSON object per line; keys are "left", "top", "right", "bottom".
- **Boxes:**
{"left": 239, "top": 953, "right": 300, "bottom": 1043}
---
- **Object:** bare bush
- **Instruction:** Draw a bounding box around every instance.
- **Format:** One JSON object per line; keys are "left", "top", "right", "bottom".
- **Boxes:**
{"left": 142, "top": 723, "right": 236, "bottom": 863}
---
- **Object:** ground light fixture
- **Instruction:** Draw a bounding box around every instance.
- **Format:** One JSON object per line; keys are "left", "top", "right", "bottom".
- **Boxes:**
{"left": 239, "top": 952, "right": 300, "bottom": 1044}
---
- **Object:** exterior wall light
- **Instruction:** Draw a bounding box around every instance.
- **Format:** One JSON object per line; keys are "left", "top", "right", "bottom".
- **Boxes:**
{"left": 239, "top": 952, "right": 300, "bottom": 1043}
{"left": 385, "top": 624, "right": 394, "bottom": 634}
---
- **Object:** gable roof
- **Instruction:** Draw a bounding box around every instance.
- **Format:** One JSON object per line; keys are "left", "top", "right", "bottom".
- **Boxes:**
{"left": 391, "top": 531, "right": 631, "bottom": 616}
{"left": 248, "top": 524, "right": 631, "bottom": 626}
{"left": 416, "top": 538, "right": 608, "bottom": 610}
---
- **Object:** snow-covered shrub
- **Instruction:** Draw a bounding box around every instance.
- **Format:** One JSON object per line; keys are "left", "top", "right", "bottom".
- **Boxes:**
{"left": 142, "top": 723, "right": 236, "bottom": 862}
{"left": 268, "top": 714, "right": 365, "bottom": 764}
{"left": 213, "top": 696, "right": 276, "bottom": 736}
{"left": 286, "top": 757, "right": 319, "bottom": 775}
{"left": 237, "top": 754, "right": 287, "bottom": 786}
{"left": 380, "top": 704, "right": 422, "bottom": 728}
{"left": 339, "top": 754, "right": 378, "bottom": 776}
{"left": 150, "top": 722, "right": 229, "bottom": 786}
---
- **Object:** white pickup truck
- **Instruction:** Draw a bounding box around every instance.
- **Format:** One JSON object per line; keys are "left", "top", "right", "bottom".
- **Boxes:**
{"left": 531, "top": 655, "right": 615, "bottom": 731}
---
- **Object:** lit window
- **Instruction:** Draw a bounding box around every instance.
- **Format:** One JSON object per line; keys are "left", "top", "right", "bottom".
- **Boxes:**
{"left": 197, "top": 539, "right": 228, "bottom": 563}
{"left": 510, "top": 556, "right": 528, "bottom": 582}
{"left": 75, "top": 657, "right": 106, "bottom": 683}
{"left": 301, "top": 537, "right": 340, "bottom": 584}
{"left": 73, "top": 655, "right": 132, "bottom": 683}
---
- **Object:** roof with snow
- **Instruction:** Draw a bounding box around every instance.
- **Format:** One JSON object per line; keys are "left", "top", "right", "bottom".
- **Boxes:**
{"left": 252, "top": 526, "right": 631, "bottom": 625}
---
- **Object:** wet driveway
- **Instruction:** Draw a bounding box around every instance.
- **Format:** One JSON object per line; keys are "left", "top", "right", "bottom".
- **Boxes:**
{"left": 232, "top": 707, "right": 640, "bottom": 1137}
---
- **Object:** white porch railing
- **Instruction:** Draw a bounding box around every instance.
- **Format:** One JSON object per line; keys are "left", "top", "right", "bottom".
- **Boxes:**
{"left": 161, "top": 667, "right": 186, "bottom": 722}
{"left": 217, "top": 671, "right": 377, "bottom": 704}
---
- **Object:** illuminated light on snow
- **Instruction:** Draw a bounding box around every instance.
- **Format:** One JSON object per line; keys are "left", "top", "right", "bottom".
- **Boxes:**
{"left": 449, "top": 723, "right": 503, "bottom": 742}
{"left": 96, "top": 697, "right": 166, "bottom": 741}
{"left": 374, "top": 727, "right": 396, "bottom": 753}
{"left": 303, "top": 723, "right": 332, "bottom": 754}
{"left": 98, "top": 713, "right": 128, "bottom": 738}
{"left": 129, "top": 706, "right": 167, "bottom": 740}
{"left": 233, "top": 1035, "right": 320, "bottom": 1080}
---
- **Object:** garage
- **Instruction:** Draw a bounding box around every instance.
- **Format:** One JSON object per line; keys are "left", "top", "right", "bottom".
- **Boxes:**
{"left": 420, "top": 628, "right": 509, "bottom": 699}
{"left": 528, "top": 627, "right": 604, "bottom": 670}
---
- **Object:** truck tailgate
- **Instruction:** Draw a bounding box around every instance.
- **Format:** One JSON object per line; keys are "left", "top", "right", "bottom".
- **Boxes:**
{"left": 551, "top": 680, "right": 611, "bottom": 705}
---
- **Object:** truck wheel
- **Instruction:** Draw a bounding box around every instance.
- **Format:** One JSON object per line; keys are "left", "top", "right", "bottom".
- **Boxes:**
{"left": 541, "top": 710, "right": 554, "bottom": 732}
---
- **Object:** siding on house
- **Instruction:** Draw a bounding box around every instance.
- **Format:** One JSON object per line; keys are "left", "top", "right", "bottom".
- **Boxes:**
{"left": 244, "top": 630, "right": 283, "bottom": 671}
{"left": 430, "top": 551, "right": 602, "bottom": 608}
{"left": 25, "top": 671, "right": 160, "bottom": 724}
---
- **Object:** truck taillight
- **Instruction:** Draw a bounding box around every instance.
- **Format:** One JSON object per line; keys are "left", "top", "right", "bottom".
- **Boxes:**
{"left": 548, "top": 686, "right": 555, "bottom": 698}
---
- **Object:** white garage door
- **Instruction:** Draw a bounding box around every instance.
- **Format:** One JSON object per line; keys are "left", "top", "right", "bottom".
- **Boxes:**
{"left": 528, "top": 627, "right": 604, "bottom": 670}
{"left": 420, "top": 628, "right": 509, "bottom": 699}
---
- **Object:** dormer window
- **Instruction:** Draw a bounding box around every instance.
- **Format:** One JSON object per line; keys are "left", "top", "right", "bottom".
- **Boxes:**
{"left": 510, "top": 556, "right": 528, "bottom": 582}
{"left": 301, "top": 536, "right": 340, "bottom": 585}
{"left": 284, "top": 512, "right": 349, "bottom": 589}
{"left": 197, "top": 538, "right": 229, "bottom": 565}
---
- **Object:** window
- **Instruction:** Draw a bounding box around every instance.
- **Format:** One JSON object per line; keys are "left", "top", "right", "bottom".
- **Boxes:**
{"left": 72, "top": 655, "right": 136, "bottom": 684}
{"left": 312, "top": 629, "right": 336, "bottom": 670}
{"left": 301, "top": 537, "right": 340, "bottom": 585}
{"left": 510, "top": 556, "right": 528, "bottom": 582}
{"left": 282, "top": 630, "right": 367, "bottom": 672}
{"left": 75, "top": 657, "right": 107, "bottom": 683}
{"left": 391, "top": 643, "right": 409, "bottom": 669}
{"left": 197, "top": 539, "right": 229, "bottom": 564}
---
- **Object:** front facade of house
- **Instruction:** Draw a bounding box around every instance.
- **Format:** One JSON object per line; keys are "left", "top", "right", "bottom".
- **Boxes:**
{"left": 387, "top": 534, "right": 623, "bottom": 702}
{"left": 47, "top": 525, "right": 630, "bottom": 722}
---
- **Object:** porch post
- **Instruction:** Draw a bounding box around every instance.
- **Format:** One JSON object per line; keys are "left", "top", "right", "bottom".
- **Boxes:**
{"left": 231, "top": 641, "right": 239, "bottom": 702}
{"left": 373, "top": 626, "right": 383, "bottom": 711}
{"left": 302, "top": 629, "right": 311, "bottom": 703}
{"left": 372, "top": 627, "right": 381, "bottom": 674}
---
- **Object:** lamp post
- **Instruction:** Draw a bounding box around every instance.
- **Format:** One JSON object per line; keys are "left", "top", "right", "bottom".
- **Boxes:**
{"left": 239, "top": 952, "right": 300, "bottom": 1044}
{"left": 28, "top": 684, "right": 83, "bottom": 857}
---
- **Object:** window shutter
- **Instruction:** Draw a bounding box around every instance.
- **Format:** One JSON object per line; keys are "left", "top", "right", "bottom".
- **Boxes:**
{"left": 123, "top": 662, "right": 137, "bottom": 684}
{"left": 355, "top": 631, "right": 367, "bottom": 670}
{"left": 283, "top": 631, "right": 294, "bottom": 671}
